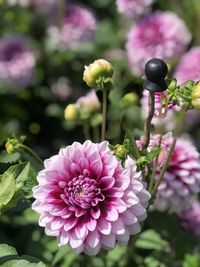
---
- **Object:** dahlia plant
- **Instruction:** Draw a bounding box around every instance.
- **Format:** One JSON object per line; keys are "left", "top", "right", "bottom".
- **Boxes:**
{"left": 1, "top": 57, "right": 200, "bottom": 266}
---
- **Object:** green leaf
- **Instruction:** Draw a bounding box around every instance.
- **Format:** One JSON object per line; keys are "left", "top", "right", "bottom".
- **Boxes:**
{"left": 0, "top": 169, "right": 16, "bottom": 212}
{"left": 1, "top": 259, "right": 46, "bottom": 267}
{"left": 0, "top": 152, "right": 20, "bottom": 164}
{"left": 183, "top": 254, "right": 200, "bottom": 267}
{"left": 0, "top": 244, "right": 46, "bottom": 267}
{"left": 135, "top": 230, "right": 169, "bottom": 251}
{"left": 145, "top": 256, "right": 166, "bottom": 267}
{"left": 146, "top": 148, "right": 162, "bottom": 163}
{"left": 15, "top": 162, "right": 37, "bottom": 198}
{"left": 106, "top": 245, "right": 126, "bottom": 267}
{"left": 0, "top": 162, "right": 37, "bottom": 213}
{"left": 0, "top": 244, "right": 18, "bottom": 257}
{"left": 52, "top": 247, "right": 70, "bottom": 266}
{"left": 125, "top": 129, "right": 140, "bottom": 160}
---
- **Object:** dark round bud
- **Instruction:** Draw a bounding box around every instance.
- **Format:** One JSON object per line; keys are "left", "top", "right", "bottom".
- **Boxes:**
{"left": 143, "top": 58, "right": 168, "bottom": 92}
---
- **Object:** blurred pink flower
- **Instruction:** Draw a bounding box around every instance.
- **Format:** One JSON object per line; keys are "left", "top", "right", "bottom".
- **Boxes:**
{"left": 174, "top": 47, "right": 200, "bottom": 85}
{"left": 126, "top": 11, "right": 191, "bottom": 75}
{"left": 6, "top": 0, "right": 31, "bottom": 6}
{"left": 7, "top": 0, "right": 56, "bottom": 13}
{"left": 32, "top": 140, "right": 150, "bottom": 255}
{"left": 47, "top": 3, "right": 96, "bottom": 51}
{"left": 141, "top": 133, "right": 200, "bottom": 212}
{"left": 116, "top": 0, "right": 154, "bottom": 18}
{"left": 76, "top": 91, "right": 100, "bottom": 113}
{"left": 141, "top": 90, "right": 177, "bottom": 130}
{"left": 51, "top": 78, "right": 72, "bottom": 101}
{"left": 0, "top": 36, "right": 36, "bottom": 88}
{"left": 177, "top": 200, "right": 200, "bottom": 237}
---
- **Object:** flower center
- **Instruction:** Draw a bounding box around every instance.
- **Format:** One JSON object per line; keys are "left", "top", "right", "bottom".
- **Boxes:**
{"left": 61, "top": 169, "right": 105, "bottom": 209}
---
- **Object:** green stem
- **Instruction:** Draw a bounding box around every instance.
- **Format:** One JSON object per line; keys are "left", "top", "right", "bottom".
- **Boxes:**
{"left": 101, "top": 90, "right": 107, "bottom": 141}
{"left": 92, "top": 126, "right": 100, "bottom": 143}
{"left": 142, "top": 92, "right": 155, "bottom": 150}
{"left": 83, "top": 120, "right": 91, "bottom": 140}
{"left": 151, "top": 138, "right": 176, "bottom": 199}
{"left": 18, "top": 144, "right": 43, "bottom": 166}
{"left": 148, "top": 136, "right": 163, "bottom": 192}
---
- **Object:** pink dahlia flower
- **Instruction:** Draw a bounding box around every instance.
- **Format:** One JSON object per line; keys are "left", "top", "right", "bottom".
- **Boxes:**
{"left": 0, "top": 36, "right": 36, "bottom": 88}
{"left": 126, "top": 11, "right": 191, "bottom": 75}
{"left": 116, "top": 0, "right": 154, "bottom": 18}
{"left": 174, "top": 47, "right": 200, "bottom": 85}
{"left": 177, "top": 200, "right": 200, "bottom": 237}
{"left": 141, "top": 90, "right": 177, "bottom": 130}
{"left": 32, "top": 141, "right": 150, "bottom": 255}
{"left": 47, "top": 4, "right": 96, "bottom": 51}
{"left": 138, "top": 133, "right": 200, "bottom": 212}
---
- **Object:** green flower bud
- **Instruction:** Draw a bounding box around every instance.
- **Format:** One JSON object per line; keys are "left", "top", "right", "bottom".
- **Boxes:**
{"left": 83, "top": 59, "right": 114, "bottom": 90}
{"left": 64, "top": 104, "right": 79, "bottom": 121}
{"left": 120, "top": 92, "right": 138, "bottom": 109}
{"left": 5, "top": 141, "right": 15, "bottom": 154}
{"left": 136, "top": 156, "right": 148, "bottom": 169}
{"left": 115, "top": 145, "right": 127, "bottom": 160}
{"left": 192, "top": 81, "right": 200, "bottom": 109}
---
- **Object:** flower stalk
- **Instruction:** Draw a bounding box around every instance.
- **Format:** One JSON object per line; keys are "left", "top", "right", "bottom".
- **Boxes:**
{"left": 142, "top": 91, "right": 155, "bottom": 149}
{"left": 101, "top": 87, "right": 108, "bottom": 141}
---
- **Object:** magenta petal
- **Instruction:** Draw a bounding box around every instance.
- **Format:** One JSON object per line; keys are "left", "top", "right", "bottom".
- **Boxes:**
{"left": 101, "top": 233, "right": 116, "bottom": 249}
{"left": 50, "top": 217, "right": 64, "bottom": 231}
{"left": 86, "top": 229, "right": 100, "bottom": 248}
{"left": 64, "top": 217, "right": 78, "bottom": 231}
{"left": 75, "top": 209, "right": 87, "bottom": 217}
{"left": 97, "top": 218, "right": 111, "bottom": 235}
{"left": 111, "top": 218, "right": 125, "bottom": 235}
{"left": 85, "top": 217, "right": 97, "bottom": 231}
{"left": 59, "top": 229, "right": 69, "bottom": 245}
{"left": 69, "top": 230, "right": 83, "bottom": 249}
{"left": 75, "top": 223, "right": 88, "bottom": 240}
{"left": 105, "top": 205, "right": 119, "bottom": 221}
{"left": 90, "top": 207, "right": 101, "bottom": 219}
{"left": 99, "top": 176, "right": 115, "bottom": 191}
{"left": 61, "top": 208, "right": 73, "bottom": 219}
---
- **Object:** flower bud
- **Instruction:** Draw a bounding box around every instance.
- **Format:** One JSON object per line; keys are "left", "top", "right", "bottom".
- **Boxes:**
{"left": 5, "top": 138, "right": 19, "bottom": 154}
{"left": 114, "top": 145, "right": 127, "bottom": 160}
{"left": 83, "top": 59, "right": 114, "bottom": 90}
{"left": 5, "top": 141, "right": 15, "bottom": 154}
{"left": 120, "top": 92, "right": 138, "bottom": 109}
{"left": 192, "top": 81, "right": 200, "bottom": 109}
{"left": 64, "top": 104, "right": 79, "bottom": 120}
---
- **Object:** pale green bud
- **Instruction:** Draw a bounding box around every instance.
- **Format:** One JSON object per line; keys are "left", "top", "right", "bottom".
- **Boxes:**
{"left": 192, "top": 81, "right": 200, "bottom": 109}
{"left": 64, "top": 104, "right": 79, "bottom": 120}
{"left": 83, "top": 59, "right": 114, "bottom": 90}
{"left": 121, "top": 92, "right": 138, "bottom": 109}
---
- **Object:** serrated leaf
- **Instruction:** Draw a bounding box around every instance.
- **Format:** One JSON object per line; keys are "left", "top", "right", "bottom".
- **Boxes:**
{"left": 135, "top": 230, "right": 168, "bottom": 251}
{"left": 146, "top": 148, "right": 161, "bottom": 163}
{"left": 0, "top": 152, "right": 20, "bottom": 164}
